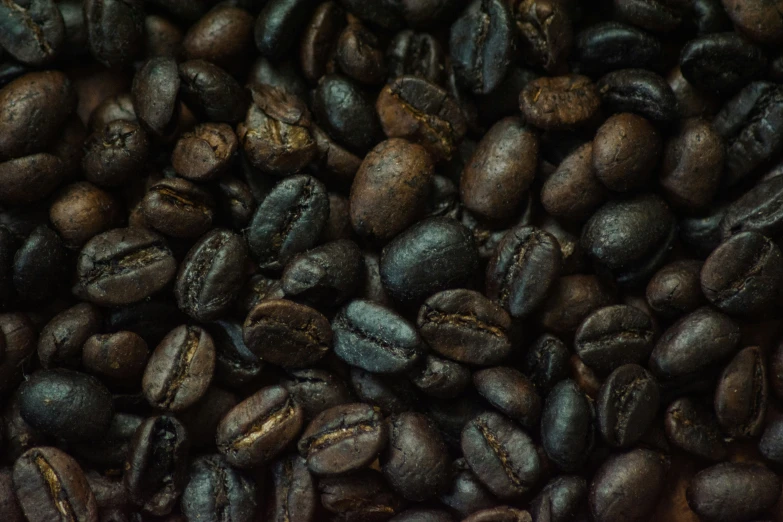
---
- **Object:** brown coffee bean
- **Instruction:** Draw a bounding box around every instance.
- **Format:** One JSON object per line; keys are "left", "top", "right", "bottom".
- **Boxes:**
{"left": 336, "top": 21, "right": 385, "bottom": 85}
{"left": 461, "top": 117, "right": 538, "bottom": 223}
{"left": 132, "top": 57, "right": 181, "bottom": 139}
{"left": 49, "top": 182, "right": 120, "bottom": 248}
{"left": 687, "top": 462, "right": 781, "bottom": 522}
{"left": 474, "top": 367, "right": 541, "bottom": 429}
{"left": 513, "top": 0, "right": 573, "bottom": 73}
{"left": 217, "top": 176, "right": 256, "bottom": 229}
{"left": 541, "top": 142, "right": 608, "bottom": 222}
{"left": 597, "top": 364, "right": 660, "bottom": 448}
{"left": 178, "top": 59, "right": 248, "bottom": 123}
{"left": 142, "top": 325, "right": 216, "bottom": 411}
{"left": 82, "top": 120, "right": 149, "bottom": 187}
{"left": 646, "top": 260, "right": 706, "bottom": 318}
{"left": 319, "top": 469, "right": 405, "bottom": 521}
{"left": 299, "top": 1, "right": 345, "bottom": 84}
{"left": 311, "top": 123, "right": 363, "bottom": 187}
{"left": 172, "top": 123, "right": 238, "bottom": 182}
{"left": 88, "top": 93, "right": 136, "bottom": 132}
{"left": 37, "top": 302, "right": 102, "bottom": 369}
{"left": 0, "top": 153, "right": 65, "bottom": 205}
{"left": 538, "top": 275, "right": 615, "bottom": 335}
{"left": 722, "top": 0, "right": 783, "bottom": 45}
{"left": 350, "top": 138, "right": 434, "bottom": 242}
{"left": 182, "top": 5, "right": 254, "bottom": 72}
{"left": 387, "top": 30, "right": 445, "bottom": 85}
{"left": 144, "top": 14, "right": 184, "bottom": 58}
{"left": 592, "top": 113, "right": 661, "bottom": 192}
{"left": 85, "top": 0, "right": 144, "bottom": 67}
{"left": 714, "top": 345, "right": 767, "bottom": 439}
{"left": 140, "top": 178, "right": 215, "bottom": 239}
{"left": 664, "top": 397, "right": 727, "bottom": 461}
{"left": 243, "top": 299, "right": 332, "bottom": 368}
{"left": 519, "top": 75, "right": 601, "bottom": 130}
{"left": 82, "top": 331, "right": 149, "bottom": 386}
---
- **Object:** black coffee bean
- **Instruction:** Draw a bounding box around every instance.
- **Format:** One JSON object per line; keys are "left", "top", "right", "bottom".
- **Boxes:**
{"left": 178, "top": 60, "right": 248, "bottom": 123}
{"left": 387, "top": 30, "right": 445, "bottom": 84}
{"left": 336, "top": 20, "right": 385, "bottom": 85}
{"left": 71, "top": 413, "right": 143, "bottom": 469}
{"left": 597, "top": 68, "right": 678, "bottom": 121}
{"left": 714, "top": 345, "right": 767, "bottom": 439}
{"left": 680, "top": 32, "right": 766, "bottom": 95}
{"left": 540, "top": 379, "right": 595, "bottom": 472}
{"left": 760, "top": 417, "right": 783, "bottom": 465}
{"left": 0, "top": 0, "right": 65, "bottom": 66}
{"left": 266, "top": 454, "right": 318, "bottom": 522}
{"left": 177, "top": 386, "right": 237, "bottom": 449}
{"left": 529, "top": 475, "right": 587, "bottom": 522}
{"left": 596, "top": 364, "right": 659, "bottom": 448}
{"left": 573, "top": 22, "right": 660, "bottom": 77}
{"left": 132, "top": 57, "right": 181, "bottom": 138}
{"left": 616, "top": 0, "right": 682, "bottom": 31}
{"left": 332, "top": 299, "right": 423, "bottom": 373}
{"left": 12, "top": 225, "right": 67, "bottom": 302}
{"left": 106, "top": 299, "right": 187, "bottom": 347}
{"left": 312, "top": 74, "right": 382, "bottom": 153}
{"left": 687, "top": 462, "right": 781, "bottom": 522}
{"left": 720, "top": 174, "right": 783, "bottom": 239}
{"left": 181, "top": 454, "right": 257, "bottom": 522}
{"left": 680, "top": 204, "right": 728, "bottom": 257}
{"left": 351, "top": 366, "right": 420, "bottom": 416}
{"left": 208, "top": 320, "right": 264, "bottom": 388}
{"left": 281, "top": 368, "right": 352, "bottom": 421}
{"left": 461, "top": 411, "right": 541, "bottom": 499}
{"left": 38, "top": 302, "right": 102, "bottom": 369}
{"left": 646, "top": 260, "right": 706, "bottom": 318}
{"left": 256, "top": 0, "right": 317, "bottom": 58}
{"left": 84, "top": 0, "right": 144, "bottom": 67}
{"left": 473, "top": 367, "right": 540, "bottom": 429}
{"left": 439, "top": 459, "right": 497, "bottom": 518}
{"left": 318, "top": 469, "right": 405, "bottom": 522}
{"left": 664, "top": 397, "right": 727, "bottom": 461}
{"left": 407, "top": 354, "right": 471, "bottom": 398}
{"left": 522, "top": 334, "right": 571, "bottom": 393}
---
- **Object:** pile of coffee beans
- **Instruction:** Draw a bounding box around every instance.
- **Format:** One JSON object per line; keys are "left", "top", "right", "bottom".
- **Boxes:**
{"left": 3, "top": 0, "right": 783, "bottom": 521}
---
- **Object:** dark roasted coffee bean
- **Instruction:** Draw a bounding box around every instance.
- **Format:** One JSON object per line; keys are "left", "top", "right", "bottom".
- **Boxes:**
{"left": 337, "top": 0, "right": 403, "bottom": 29}
{"left": 19, "top": 369, "right": 112, "bottom": 442}
{"left": 390, "top": 508, "right": 454, "bottom": 522}
{"left": 175, "top": 229, "right": 248, "bottom": 321}
{"left": 84, "top": 470, "right": 127, "bottom": 513}
{"left": 172, "top": 123, "right": 237, "bottom": 182}
{"left": 217, "top": 176, "right": 256, "bottom": 229}
{"left": 0, "top": 153, "right": 64, "bottom": 205}
{"left": 84, "top": 0, "right": 143, "bottom": 67}
{"left": 722, "top": 0, "right": 783, "bottom": 45}
{"left": 141, "top": 178, "right": 215, "bottom": 238}
{"left": 0, "top": 467, "right": 25, "bottom": 522}
{"left": 520, "top": 75, "right": 601, "bottom": 130}
{"left": 449, "top": 0, "right": 514, "bottom": 95}
{"left": 88, "top": 93, "right": 136, "bottom": 132}
{"left": 463, "top": 507, "right": 532, "bottom": 522}
{"left": 38, "top": 302, "right": 102, "bottom": 369}
{"left": 680, "top": 33, "right": 765, "bottom": 95}
{"left": 49, "top": 182, "right": 120, "bottom": 248}
{"left": 408, "top": 354, "right": 470, "bottom": 398}
{"left": 313, "top": 74, "right": 382, "bottom": 152}
{"left": 12, "top": 225, "right": 67, "bottom": 302}
{"left": 529, "top": 475, "right": 587, "bottom": 522}
{"left": 255, "top": 0, "right": 315, "bottom": 58}
{"left": 82, "top": 331, "right": 149, "bottom": 387}
{"left": 714, "top": 345, "right": 767, "bottom": 438}
{"left": 596, "top": 364, "right": 659, "bottom": 448}
{"left": 311, "top": 123, "right": 363, "bottom": 187}
{"left": 523, "top": 334, "right": 570, "bottom": 392}
{"left": 333, "top": 299, "right": 422, "bottom": 373}
{"left": 720, "top": 173, "right": 783, "bottom": 239}
{"left": 336, "top": 20, "right": 385, "bottom": 84}
{"left": 461, "top": 117, "right": 538, "bottom": 223}
{"left": 760, "top": 417, "right": 783, "bottom": 464}
{"left": 541, "top": 380, "right": 595, "bottom": 472}
{"left": 474, "top": 367, "right": 540, "bottom": 429}
{"left": 281, "top": 368, "right": 352, "bottom": 420}
{"left": 649, "top": 306, "right": 740, "bottom": 381}
{"left": 680, "top": 203, "right": 727, "bottom": 256}
{"left": 664, "top": 396, "right": 727, "bottom": 461}
{"left": 281, "top": 239, "right": 363, "bottom": 307}
{"left": 573, "top": 22, "right": 660, "bottom": 76}
{"left": 0, "top": 0, "right": 64, "bottom": 66}
{"left": 72, "top": 413, "right": 143, "bottom": 468}
{"left": 13, "top": 446, "right": 98, "bottom": 522}
{"left": 235, "top": 275, "right": 286, "bottom": 317}
{"left": 142, "top": 325, "right": 215, "bottom": 411}
{"left": 387, "top": 30, "right": 445, "bottom": 84}
{"left": 181, "top": 454, "right": 257, "bottom": 522}
{"left": 266, "top": 454, "right": 317, "bottom": 522}
{"left": 124, "top": 415, "right": 189, "bottom": 516}
{"left": 319, "top": 469, "right": 405, "bottom": 522}
{"left": 687, "top": 462, "right": 781, "bottom": 522}
{"left": 701, "top": 231, "right": 782, "bottom": 315}
{"left": 439, "top": 459, "right": 497, "bottom": 518}
{"left": 461, "top": 410, "right": 541, "bottom": 499}
{"left": 486, "top": 226, "right": 562, "bottom": 318}
{"left": 376, "top": 76, "right": 467, "bottom": 162}
{"left": 132, "top": 57, "right": 180, "bottom": 139}
{"left": 538, "top": 274, "right": 615, "bottom": 335}
{"left": 216, "top": 385, "right": 304, "bottom": 467}
{"left": 0, "top": 313, "right": 37, "bottom": 395}
{"left": 298, "top": 402, "right": 386, "bottom": 475}
{"left": 574, "top": 305, "right": 655, "bottom": 376}
{"left": 380, "top": 217, "right": 478, "bottom": 303}
{"left": 512, "top": 0, "right": 573, "bottom": 73}
{"left": 299, "top": 1, "right": 345, "bottom": 84}
{"left": 350, "top": 138, "right": 434, "bottom": 242}
{"left": 589, "top": 449, "right": 668, "bottom": 522}
{"left": 178, "top": 60, "right": 248, "bottom": 123}
{"left": 243, "top": 299, "right": 332, "bottom": 368}
{"left": 615, "top": 0, "right": 682, "bottom": 31}
{"left": 209, "top": 320, "right": 263, "bottom": 388}
{"left": 82, "top": 120, "right": 149, "bottom": 188}
{"left": 247, "top": 175, "right": 329, "bottom": 271}
{"left": 592, "top": 113, "right": 660, "bottom": 192}
{"left": 106, "top": 299, "right": 187, "bottom": 346}
{"left": 646, "top": 260, "right": 705, "bottom": 318}
{"left": 541, "top": 142, "right": 608, "bottom": 222}
{"left": 352, "top": 366, "right": 420, "bottom": 416}
{"left": 181, "top": 5, "right": 254, "bottom": 71}
{"left": 597, "top": 69, "right": 678, "bottom": 121}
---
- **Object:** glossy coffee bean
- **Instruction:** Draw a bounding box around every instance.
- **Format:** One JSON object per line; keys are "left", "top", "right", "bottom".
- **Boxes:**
{"left": 541, "top": 142, "right": 608, "bottom": 222}
{"left": 597, "top": 69, "right": 678, "bottom": 122}
{"left": 474, "top": 367, "right": 541, "bottom": 429}
{"left": 243, "top": 299, "right": 332, "bottom": 368}
{"left": 82, "top": 120, "right": 149, "bottom": 188}
{"left": 529, "top": 475, "right": 587, "bottom": 522}
{"left": 141, "top": 177, "right": 215, "bottom": 239}
{"left": 172, "top": 123, "right": 238, "bottom": 181}
{"left": 124, "top": 415, "right": 189, "bottom": 516}
{"left": 319, "top": 469, "right": 405, "bottom": 521}
{"left": 181, "top": 5, "right": 254, "bottom": 71}
{"left": 387, "top": 30, "right": 445, "bottom": 84}
{"left": 520, "top": 75, "right": 601, "bottom": 130}
{"left": 596, "top": 364, "right": 659, "bottom": 448}
{"left": 664, "top": 397, "right": 727, "bottom": 461}
{"left": 714, "top": 346, "right": 767, "bottom": 438}
{"left": 574, "top": 305, "right": 655, "bottom": 376}
{"left": 217, "top": 385, "right": 304, "bottom": 468}
{"left": 646, "top": 260, "right": 705, "bottom": 318}
{"left": 592, "top": 113, "right": 661, "bottom": 192}
{"left": 178, "top": 60, "right": 248, "bottom": 123}
{"left": 142, "top": 325, "right": 216, "bottom": 411}
{"left": 13, "top": 446, "right": 98, "bottom": 522}
{"left": 333, "top": 299, "right": 422, "bottom": 373}
{"left": 281, "top": 239, "right": 364, "bottom": 307}
{"left": 82, "top": 331, "right": 149, "bottom": 387}
{"left": 687, "top": 462, "right": 781, "bottom": 522}
{"left": 84, "top": 0, "right": 144, "bottom": 67}
{"left": 181, "top": 454, "right": 257, "bottom": 522}
{"left": 680, "top": 32, "right": 765, "bottom": 95}
{"left": 298, "top": 403, "right": 386, "bottom": 475}
{"left": 573, "top": 22, "right": 660, "bottom": 76}
{"left": 175, "top": 229, "right": 248, "bottom": 321}
{"left": 312, "top": 74, "right": 382, "bottom": 153}
{"left": 541, "top": 379, "right": 595, "bottom": 472}
{"left": 37, "top": 302, "right": 102, "bottom": 369}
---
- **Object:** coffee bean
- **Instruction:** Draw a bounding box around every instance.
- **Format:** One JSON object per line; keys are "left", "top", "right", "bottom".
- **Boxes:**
{"left": 391, "top": 508, "right": 454, "bottom": 522}
{"left": 72, "top": 413, "right": 143, "bottom": 469}
{"left": 351, "top": 366, "right": 419, "bottom": 416}
{"left": 82, "top": 120, "right": 149, "bottom": 188}
{"left": 12, "top": 225, "right": 68, "bottom": 302}
{"left": 88, "top": 93, "right": 136, "bottom": 132}
{"left": 82, "top": 331, "right": 149, "bottom": 387}
{"left": 541, "top": 379, "right": 595, "bottom": 472}
{"left": 255, "top": 0, "right": 316, "bottom": 58}
{"left": 318, "top": 469, "right": 405, "bottom": 522}
{"left": 520, "top": 75, "right": 601, "bottom": 131}
{"left": 615, "top": 0, "right": 682, "bottom": 31}
{"left": 0, "top": 313, "right": 37, "bottom": 395}
{"left": 0, "top": 0, "right": 65, "bottom": 66}
{"left": 18, "top": 369, "right": 112, "bottom": 442}
{"left": 49, "top": 182, "right": 120, "bottom": 248}
{"left": 529, "top": 475, "right": 587, "bottom": 522}
{"left": 387, "top": 30, "right": 445, "bottom": 85}
{"left": 298, "top": 402, "right": 387, "bottom": 475}
{"left": 474, "top": 367, "right": 541, "bottom": 429}
{"left": 234, "top": 275, "right": 286, "bottom": 318}
{"left": 596, "top": 364, "right": 659, "bottom": 448}
{"left": 177, "top": 386, "right": 237, "bottom": 449}
{"left": 85, "top": 0, "right": 144, "bottom": 67}
{"left": 522, "top": 334, "right": 570, "bottom": 393}
{"left": 281, "top": 239, "right": 363, "bottom": 307}
{"left": 132, "top": 57, "right": 181, "bottom": 139}
{"left": 592, "top": 113, "right": 660, "bottom": 192}
{"left": 512, "top": 0, "right": 573, "bottom": 73}
{"left": 380, "top": 217, "right": 478, "bottom": 303}
{"left": 332, "top": 299, "right": 422, "bottom": 373}
{"left": 439, "top": 459, "right": 497, "bottom": 518}
{"left": 37, "top": 302, "right": 102, "bottom": 369}
{"left": 646, "top": 260, "right": 705, "bottom": 318}
{"left": 337, "top": 0, "right": 403, "bottom": 30}
{"left": 589, "top": 449, "right": 668, "bottom": 522}
{"left": 13, "top": 446, "right": 98, "bottom": 522}
{"left": 178, "top": 60, "right": 248, "bottom": 123}
{"left": 687, "top": 462, "right": 781, "bottom": 522}
{"left": 181, "top": 5, "right": 254, "bottom": 71}
{"left": 247, "top": 174, "right": 330, "bottom": 271}
{"left": 573, "top": 22, "right": 661, "bottom": 76}
{"left": 376, "top": 76, "right": 467, "bottom": 162}
{"left": 216, "top": 385, "right": 304, "bottom": 467}
{"left": 714, "top": 345, "right": 767, "bottom": 438}
{"left": 597, "top": 69, "right": 678, "bottom": 121}
{"left": 541, "top": 142, "right": 608, "bottom": 222}
{"left": 461, "top": 411, "right": 541, "bottom": 499}
{"left": 106, "top": 299, "right": 187, "bottom": 347}
{"left": 181, "top": 454, "right": 258, "bottom": 522}
{"left": 574, "top": 305, "right": 656, "bottom": 376}
{"left": 680, "top": 32, "right": 766, "bottom": 95}
{"left": 311, "top": 123, "right": 363, "bottom": 187}
{"left": 172, "top": 123, "right": 237, "bottom": 182}
{"left": 299, "top": 1, "right": 345, "bottom": 84}
{"left": 463, "top": 507, "right": 532, "bottom": 522}
{"left": 217, "top": 176, "right": 256, "bottom": 229}
{"left": 760, "top": 417, "right": 783, "bottom": 465}
{"left": 538, "top": 274, "right": 615, "bottom": 335}
{"left": 313, "top": 73, "right": 382, "bottom": 152}
{"left": 141, "top": 178, "right": 216, "bottom": 239}
{"left": 408, "top": 354, "right": 470, "bottom": 398}
{"left": 281, "top": 368, "right": 352, "bottom": 421}
{"left": 722, "top": 0, "right": 783, "bottom": 45}
{"left": 449, "top": 0, "right": 514, "bottom": 95}
{"left": 243, "top": 299, "right": 332, "bottom": 368}
{"left": 336, "top": 20, "right": 385, "bottom": 85}
{"left": 664, "top": 396, "right": 727, "bottom": 461}
{"left": 350, "top": 138, "right": 434, "bottom": 242}
{"left": 266, "top": 454, "right": 318, "bottom": 522}
{"left": 680, "top": 204, "right": 728, "bottom": 257}
{"left": 0, "top": 467, "right": 25, "bottom": 522}
{"left": 720, "top": 173, "right": 783, "bottom": 239}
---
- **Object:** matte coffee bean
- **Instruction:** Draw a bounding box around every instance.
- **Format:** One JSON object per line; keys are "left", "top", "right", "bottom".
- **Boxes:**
{"left": 380, "top": 217, "right": 477, "bottom": 303}
{"left": 142, "top": 325, "right": 216, "bottom": 411}
{"left": 589, "top": 449, "right": 668, "bottom": 522}
{"left": 82, "top": 331, "right": 149, "bottom": 387}
{"left": 13, "top": 225, "right": 67, "bottom": 302}
{"left": 701, "top": 231, "right": 783, "bottom": 315}
{"left": 596, "top": 364, "right": 659, "bottom": 448}
{"left": 234, "top": 275, "right": 286, "bottom": 319}
{"left": 382, "top": 412, "right": 451, "bottom": 501}
{"left": 281, "top": 368, "right": 352, "bottom": 421}
{"left": 408, "top": 354, "right": 470, "bottom": 398}
{"left": 255, "top": 0, "right": 315, "bottom": 58}
{"left": 541, "top": 142, "right": 608, "bottom": 222}
{"left": 281, "top": 239, "right": 363, "bottom": 307}
{"left": 178, "top": 60, "right": 248, "bottom": 123}
{"left": 312, "top": 74, "right": 382, "bottom": 152}
{"left": 597, "top": 69, "right": 678, "bottom": 121}
{"left": 664, "top": 397, "right": 727, "bottom": 461}
{"left": 387, "top": 30, "right": 445, "bottom": 84}
{"left": 615, "top": 0, "right": 682, "bottom": 31}
{"left": 512, "top": 0, "right": 573, "bottom": 73}
{"left": 574, "top": 305, "right": 656, "bottom": 376}
{"left": 332, "top": 299, "right": 422, "bottom": 373}
{"left": 175, "top": 229, "right": 248, "bottom": 321}
{"left": 592, "top": 113, "right": 661, "bottom": 192}
{"left": 720, "top": 174, "right": 783, "bottom": 239}
{"left": 538, "top": 274, "right": 615, "bottom": 335}
{"left": 0, "top": 0, "right": 64, "bottom": 66}
{"left": 141, "top": 177, "right": 215, "bottom": 239}
{"left": 722, "top": 0, "right": 783, "bottom": 45}
{"left": 298, "top": 403, "right": 386, "bottom": 475}
{"left": 460, "top": 117, "right": 538, "bottom": 223}
{"left": 417, "top": 289, "right": 513, "bottom": 366}
{"left": 473, "top": 367, "right": 541, "bottom": 429}
{"left": 680, "top": 204, "right": 728, "bottom": 257}
{"left": 352, "top": 366, "right": 420, "bottom": 416}
{"left": 217, "top": 176, "right": 256, "bottom": 229}
{"left": 172, "top": 123, "right": 238, "bottom": 182}
{"left": 181, "top": 454, "right": 257, "bottom": 522}
{"left": 520, "top": 75, "right": 601, "bottom": 130}
{"left": 176, "top": 386, "right": 236, "bottom": 449}
{"left": 0, "top": 467, "right": 25, "bottom": 522}
{"left": 18, "top": 369, "right": 112, "bottom": 442}
{"left": 318, "top": 469, "right": 405, "bottom": 522}
{"left": 243, "top": 299, "right": 332, "bottom": 368}
{"left": 376, "top": 76, "right": 467, "bottom": 162}
{"left": 82, "top": 120, "right": 149, "bottom": 188}
{"left": 541, "top": 380, "right": 595, "bottom": 472}
{"left": 646, "top": 260, "right": 705, "bottom": 318}
{"left": 649, "top": 306, "right": 740, "bottom": 381}
{"left": 463, "top": 507, "right": 532, "bottom": 522}
{"left": 439, "top": 460, "right": 497, "bottom": 518}
{"left": 0, "top": 153, "right": 65, "bottom": 205}
{"left": 311, "top": 123, "right": 363, "bottom": 187}
{"left": 266, "top": 454, "right": 318, "bottom": 522}
{"left": 132, "top": 57, "right": 180, "bottom": 138}
{"left": 573, "top": 22, "right": 661, "bottom": 76}
{"left": 84, "top": 0, "right": 144, "bottom": 67}
{"left": 486, "top": 226, "right": 563, "bottom": 318}
{"left": 687, "top": 462, "right": 781, "bottom": 522}
{"left": 449, "top": 0, "right": 514, "bottom": 95}
{"left": 714, "top": 346, "right": 767, "bottom": 438}
{"left": 124, "top": 415, "right": 189, "bottom": 516}
{"left": 523, "top": 334, "right": 571, "bottom": 392}
{"left": 760, "top": 418, "right": 783, "bottom": 464}
{"left": 350, "top": 138, "right": 434, "bottom": 242}
{"left": 336, "top": 21, "right": 385, "bottom": 85}
{"left": 181, "top": 5, "right": 254, "bottom": 71}
{"left": 0, "top": 313, "right": 37, "bottom": 395}
{"left": 680, "top": 32, "right": 765, "bottom": 94}
{"left": 49, "top": 182, "right": 119, "bottom": 248}
{"left": 88, "top": 93, "right": 136, "bottom": 132}
{"left": 13, "top": 446, "right": 98, "bottom": 522}
{"left": 37, "top": 302, "right": 102, "bottom": 369}
{"left": 247, "top": 175, "right": 330, "bottom": 271}
{"left": 461, "top": 411, "right": 541, "bottom": 499}
{"left": 217, "top": 385, "right": 304, "bottom": 468}
{"left": 529, "top": 475, "right": 587, "bottom": 522}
